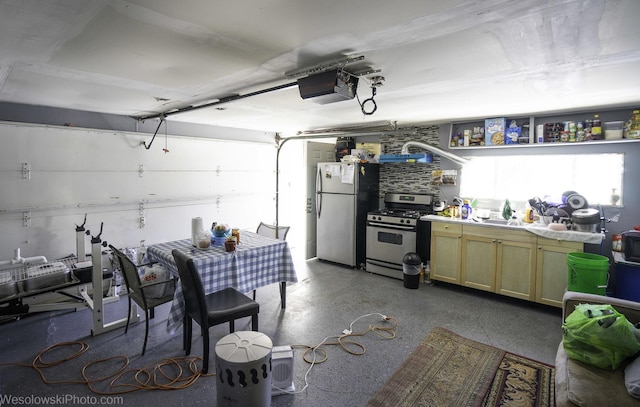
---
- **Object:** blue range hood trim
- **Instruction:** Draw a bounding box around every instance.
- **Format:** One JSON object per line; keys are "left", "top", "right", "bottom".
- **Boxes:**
{"left": 379, "top": 153, "right": 433, "bottom": 163}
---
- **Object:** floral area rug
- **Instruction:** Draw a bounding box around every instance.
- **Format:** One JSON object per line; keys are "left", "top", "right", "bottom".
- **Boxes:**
{"left": 366, "top": 327, "right": 555, "bottom": 407}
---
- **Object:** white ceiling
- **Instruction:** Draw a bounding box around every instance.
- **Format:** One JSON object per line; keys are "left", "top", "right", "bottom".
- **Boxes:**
{"left": 1, "top": 0, "right": 639, "bottom": 134}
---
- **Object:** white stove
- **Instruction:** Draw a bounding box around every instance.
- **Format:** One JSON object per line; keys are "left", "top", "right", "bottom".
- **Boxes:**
{"left": 365, "top": 193, "right": 434, "bottom": 279}
{"left": 367, "top": 209, "right": 428, "bottom": 226}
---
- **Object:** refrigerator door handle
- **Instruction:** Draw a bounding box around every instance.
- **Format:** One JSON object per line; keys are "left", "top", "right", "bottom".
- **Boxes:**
{"left": 316, "top": 167, "right": 322, "bottom": 218}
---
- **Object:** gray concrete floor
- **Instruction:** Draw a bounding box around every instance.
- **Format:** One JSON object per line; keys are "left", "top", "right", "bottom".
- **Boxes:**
{"left": 0, "top": 254, "right": 562, "bottom": 407}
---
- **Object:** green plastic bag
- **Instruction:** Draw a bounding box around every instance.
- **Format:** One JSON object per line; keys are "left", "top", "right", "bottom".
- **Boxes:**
{"left": 562, "top": 303, "right": 640, "bottom": 370}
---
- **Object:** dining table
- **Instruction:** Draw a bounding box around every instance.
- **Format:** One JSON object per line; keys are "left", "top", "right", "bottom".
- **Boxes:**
{"left": 145, "top": 230, "right": 298, "bottom": 333}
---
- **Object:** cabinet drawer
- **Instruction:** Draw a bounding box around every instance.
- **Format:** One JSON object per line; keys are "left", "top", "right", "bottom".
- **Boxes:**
{"left": 431, "top": 222, "right": 462, "bottom": 234}
{"left": 537, "top": 237, "right": 583, "bottom": 251}
{"left": 464, "top": 224, "right": 537, "bottom": 244}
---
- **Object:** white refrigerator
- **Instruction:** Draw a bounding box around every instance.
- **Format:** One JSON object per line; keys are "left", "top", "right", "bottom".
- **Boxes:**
{"left": 315, "top": 162, "right": 379, "bottom": 267}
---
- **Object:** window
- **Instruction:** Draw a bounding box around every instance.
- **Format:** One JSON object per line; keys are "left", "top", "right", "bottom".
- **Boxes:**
{"left": 460, "top": 153, "right": 624, "bottom": 205}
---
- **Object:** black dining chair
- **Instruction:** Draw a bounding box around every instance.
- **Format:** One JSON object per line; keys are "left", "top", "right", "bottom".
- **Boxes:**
{"left": 109, "top": 245, "right": 176, "bottom": 356}
{"left": 171, "top": 249, "right": 259, "bottom": 374}
{"left": 256, "top": 221, "right": 290, "bottom": 240}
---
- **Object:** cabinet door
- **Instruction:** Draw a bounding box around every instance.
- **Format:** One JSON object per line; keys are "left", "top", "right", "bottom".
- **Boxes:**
{"left": 496, "top": 239, "right": 536, "bottom": 301}
{"left": 461, "top": 234, "right": 496, "bottom": 292}
{"left": 430, "top": 223, "right": 462, "bottom": 284}
{"left": 536, "top": 239, "right": 583, "bottom": 307}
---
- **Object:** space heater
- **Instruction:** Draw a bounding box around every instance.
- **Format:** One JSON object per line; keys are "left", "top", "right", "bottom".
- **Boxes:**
{"left": 271, "top": 345, "right": 295, "bottom": 395}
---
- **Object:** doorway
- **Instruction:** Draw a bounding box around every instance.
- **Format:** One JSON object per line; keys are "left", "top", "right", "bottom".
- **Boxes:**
{"left": 303, "top": 141, "right": 335, "bottom": 259}
{"left": 276, "top": 139, "right": 334, "bottom": 261}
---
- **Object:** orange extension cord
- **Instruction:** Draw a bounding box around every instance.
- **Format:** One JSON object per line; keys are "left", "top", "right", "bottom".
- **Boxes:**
{"left": 1, "top": 315, "right": 398, "bottom": 395}
{"left": 1, "top": 341, "right": 214, "bottom": 395}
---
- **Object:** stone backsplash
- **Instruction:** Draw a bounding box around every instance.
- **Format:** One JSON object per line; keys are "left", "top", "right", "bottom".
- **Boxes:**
{"left": 378, "top": 125, "right": 441, "bottom": 199}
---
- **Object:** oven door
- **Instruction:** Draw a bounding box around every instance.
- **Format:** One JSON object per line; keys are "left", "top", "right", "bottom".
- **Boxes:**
{"left": 366, "top": 221, "right": 416, "bottom": 279}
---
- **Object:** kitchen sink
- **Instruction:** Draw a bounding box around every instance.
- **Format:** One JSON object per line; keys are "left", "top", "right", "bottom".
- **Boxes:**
{"left": 481, "top": 219, "right": 509, "bottom": 225}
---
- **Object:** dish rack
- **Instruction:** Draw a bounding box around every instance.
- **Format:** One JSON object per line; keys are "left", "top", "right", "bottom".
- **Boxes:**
{"left": 0, "top": 255, "right": 115, "bottom": 318}
{"left": 0, "top": 258, "right": 74, "bottom": 301}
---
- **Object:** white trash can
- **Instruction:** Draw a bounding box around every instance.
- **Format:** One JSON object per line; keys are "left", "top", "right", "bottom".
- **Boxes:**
{"left": 215, "top": 331, "right": 273, "bottom": 407}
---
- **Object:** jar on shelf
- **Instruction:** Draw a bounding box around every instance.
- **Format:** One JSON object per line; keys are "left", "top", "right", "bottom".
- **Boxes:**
{"left": 592, "top": 114, "right": 602, "bottom": 139}
{"left": 628, "top": 110, "right": 640, "bottom": 139}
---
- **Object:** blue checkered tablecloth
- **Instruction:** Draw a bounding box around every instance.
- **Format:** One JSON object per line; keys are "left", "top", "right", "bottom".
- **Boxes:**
{"left": 146, "top": 231, "right": 298, "bottom": 333}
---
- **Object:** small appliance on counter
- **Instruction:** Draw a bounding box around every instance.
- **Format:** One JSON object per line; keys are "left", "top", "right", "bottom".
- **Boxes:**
{"left": 571, "top": 208, "right": 601, "bottom": 233}
{"left": 621, "top": 230, "right": 640, "bottom": 262}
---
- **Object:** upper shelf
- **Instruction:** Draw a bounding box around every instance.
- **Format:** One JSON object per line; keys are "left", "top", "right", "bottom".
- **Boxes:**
{"left": 447, "top": 106, "right": 639, "bottom": 149}
{"left": 450, "top": 137, "right": 640, "bottom": 150}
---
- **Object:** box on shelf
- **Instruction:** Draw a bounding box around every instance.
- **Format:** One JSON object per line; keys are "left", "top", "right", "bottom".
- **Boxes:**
{"left": 504, "top": 120, "right": 521, "bottom": 144}
{"left": 485, "top": 118, "right": 506, "bottom": 146}
{"left": 355, "top": 142, "right": 381, "bottom": 161}
{"left": 604, "top": 121, "right": 624, "bottom": 140}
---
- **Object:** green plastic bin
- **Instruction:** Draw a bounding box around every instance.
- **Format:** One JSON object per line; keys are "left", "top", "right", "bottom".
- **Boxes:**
{"left": 567, "top": 252, "right": 609, "bottom": 295}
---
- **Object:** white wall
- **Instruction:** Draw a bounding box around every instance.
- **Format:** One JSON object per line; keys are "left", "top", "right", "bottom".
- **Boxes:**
{"left": 0, "top": 122, "right": 301, "bottom": 261}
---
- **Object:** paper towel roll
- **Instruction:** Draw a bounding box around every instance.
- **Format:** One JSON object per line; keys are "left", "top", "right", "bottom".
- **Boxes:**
{"left": 191, "top": 217, "right": 203, "bottom": 247}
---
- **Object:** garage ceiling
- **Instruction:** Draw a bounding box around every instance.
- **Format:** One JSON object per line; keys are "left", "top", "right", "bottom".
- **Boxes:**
{"left": 1, "top": 0, "right": 639, "bottom": 133}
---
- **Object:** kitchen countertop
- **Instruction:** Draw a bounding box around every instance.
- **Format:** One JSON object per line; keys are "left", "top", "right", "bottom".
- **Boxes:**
{"left": 613, "top": 251, "right": 640, "bottom": 266}
{"left": 420, "top": 214, "right": 604, "bottom": 244}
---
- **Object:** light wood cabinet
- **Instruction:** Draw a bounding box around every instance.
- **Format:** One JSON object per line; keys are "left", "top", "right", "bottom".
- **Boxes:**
{"left": 429, "top": 220, "right": 584, "bottom": 307}
{"left": 461, "top": 228, "right": 496, "bottom": 292}
{"left": 495, "top": 233, "right": 537, "bottom": 301}
{"left": 461, "top": 225, "right": 537, "bottom": 300}
{"left": 536, "top": 238, "right": 583, "bottom": 307}
{"left": 430, "top": 222, "right": 462, "bottom": 284}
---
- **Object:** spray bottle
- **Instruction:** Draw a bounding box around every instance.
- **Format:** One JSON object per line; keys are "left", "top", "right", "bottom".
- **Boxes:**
{"left": 461, "top": 200, "right": 472, "bottom": 220}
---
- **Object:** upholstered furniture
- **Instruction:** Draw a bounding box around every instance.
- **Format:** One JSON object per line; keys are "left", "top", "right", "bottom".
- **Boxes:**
{"left": 172, "top": 249, "right": 259, "bottom": 374}
{"left": 556, "top": 291, "right": 640, "bottom": 406}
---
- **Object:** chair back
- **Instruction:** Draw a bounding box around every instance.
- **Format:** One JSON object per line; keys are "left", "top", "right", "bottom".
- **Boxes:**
{"left": 172, "top": 249, "right": 208, "bottom": 325}
{"left": 256, "top": 222, "right": 290, "bottom": 240}
{"left": 109, "top": 245, "right": 143, "bottom": 294}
